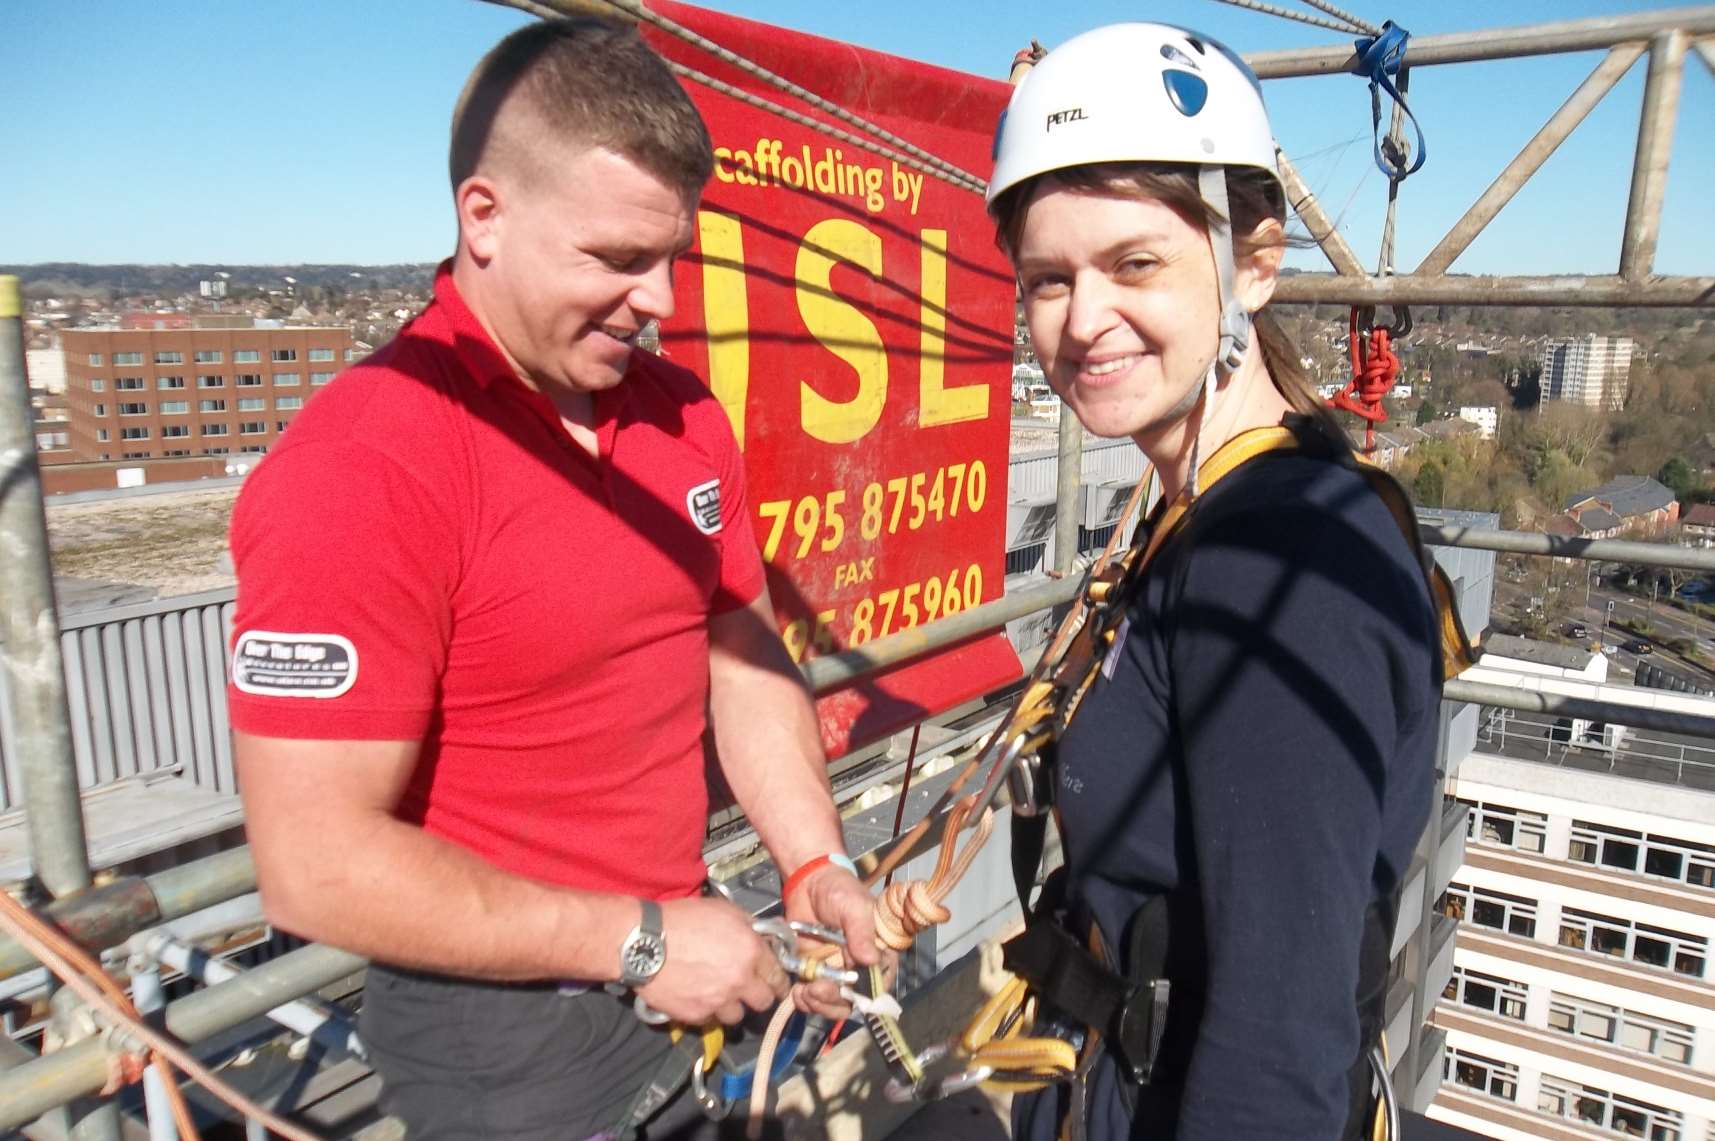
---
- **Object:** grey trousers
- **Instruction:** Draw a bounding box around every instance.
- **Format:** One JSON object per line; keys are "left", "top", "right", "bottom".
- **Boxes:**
{"left": 361, "top": 963, "right": 740, "bottom": 1140}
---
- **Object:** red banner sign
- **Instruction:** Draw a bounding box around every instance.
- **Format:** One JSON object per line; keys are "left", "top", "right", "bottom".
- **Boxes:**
{"left": 646, "top": 3, "right": 1022, "bottom": 756}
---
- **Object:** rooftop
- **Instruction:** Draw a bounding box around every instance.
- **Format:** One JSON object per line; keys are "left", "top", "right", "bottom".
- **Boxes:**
{"left": 1482, "top": 633, "right": 1595, "bottom": 671}
{"left": 1563, "top": 473, "right": 1675, "bottom": 517}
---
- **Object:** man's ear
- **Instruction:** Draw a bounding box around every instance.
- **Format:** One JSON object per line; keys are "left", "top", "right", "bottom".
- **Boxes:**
{"left": 455, "top": 175, "right": 503, "bottom": 265}
{"left": 1235, "top": 216, "right": 1285, "bottom": 314}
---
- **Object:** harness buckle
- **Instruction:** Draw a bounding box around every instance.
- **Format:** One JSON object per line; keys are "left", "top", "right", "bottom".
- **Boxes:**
{"left": 1111, "top": 978, "right": 1171, "bottom": 1085}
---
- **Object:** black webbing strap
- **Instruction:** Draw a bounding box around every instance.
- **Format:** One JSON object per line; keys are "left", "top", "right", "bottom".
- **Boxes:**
{"left": 612, "top": 1030, "right": 705, "bottom": 1138}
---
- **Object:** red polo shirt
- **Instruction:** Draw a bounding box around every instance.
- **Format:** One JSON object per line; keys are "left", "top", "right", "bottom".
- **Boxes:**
{"left": 228, "top": 265, "right": 764, "bottom": 899}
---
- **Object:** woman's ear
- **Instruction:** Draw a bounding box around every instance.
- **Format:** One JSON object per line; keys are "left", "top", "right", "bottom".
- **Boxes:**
{"left": 1235, "top": 216, "right": 1285, "bottom": 314}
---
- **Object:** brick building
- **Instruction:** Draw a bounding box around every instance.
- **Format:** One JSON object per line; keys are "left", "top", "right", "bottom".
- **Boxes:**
{"left": 55, "top": 322, "right": 355, "bottom": 465}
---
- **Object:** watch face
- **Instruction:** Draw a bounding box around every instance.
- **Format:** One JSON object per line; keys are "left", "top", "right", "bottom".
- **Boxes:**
{"left": 624, "top": 935, "right": 665, "bottom": 980}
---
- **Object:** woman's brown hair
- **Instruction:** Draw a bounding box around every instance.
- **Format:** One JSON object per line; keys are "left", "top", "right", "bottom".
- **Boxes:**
{"left": 992, "top": 163, "right": 1350, "bottom": 449}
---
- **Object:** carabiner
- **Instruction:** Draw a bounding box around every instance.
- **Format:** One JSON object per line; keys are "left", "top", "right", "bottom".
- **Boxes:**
{"left": 881, "top": 1040, "right": 995, "bottom": 1103}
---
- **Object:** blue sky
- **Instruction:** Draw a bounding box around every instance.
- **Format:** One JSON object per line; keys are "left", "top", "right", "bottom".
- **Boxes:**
{"left": 5, "top": 1, "right": 1710, "bottom": 277}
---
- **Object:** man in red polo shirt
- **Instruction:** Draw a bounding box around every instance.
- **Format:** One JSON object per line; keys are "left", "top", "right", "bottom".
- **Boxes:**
{"left": 228, "top": 18, "right": 878, "bottom": 1140}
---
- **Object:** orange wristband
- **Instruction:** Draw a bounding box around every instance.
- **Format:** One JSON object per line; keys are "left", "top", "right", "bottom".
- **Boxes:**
{"left": 782, "top": 853, "right": 858, "bottom": 901}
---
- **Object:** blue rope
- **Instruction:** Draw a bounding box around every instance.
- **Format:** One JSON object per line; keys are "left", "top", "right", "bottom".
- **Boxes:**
{"left": 1353, "top": 20, "right": 1426, "bottom": 178}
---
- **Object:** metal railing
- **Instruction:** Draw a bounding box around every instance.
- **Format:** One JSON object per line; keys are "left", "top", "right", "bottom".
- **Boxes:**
{"left": 1, "top": 3, "right": 1713, "bottom": 1132}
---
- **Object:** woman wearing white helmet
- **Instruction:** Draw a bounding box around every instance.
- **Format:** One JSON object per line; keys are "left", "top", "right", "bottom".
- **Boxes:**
{"left": 989, "top": 24, "right": 1443, "bottom": 1141}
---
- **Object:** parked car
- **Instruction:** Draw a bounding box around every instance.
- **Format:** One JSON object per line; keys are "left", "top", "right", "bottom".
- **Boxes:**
{"left": 1624, "top": 640, "right": 1654, "bottom": 655}
{"left": 1567, "top": 623, "right": 1588, "bottom": 639}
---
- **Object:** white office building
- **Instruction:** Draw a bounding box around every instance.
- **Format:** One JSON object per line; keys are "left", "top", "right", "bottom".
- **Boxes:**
{"left": 1540, "top": 336, "right": 1635, "bottom": 411}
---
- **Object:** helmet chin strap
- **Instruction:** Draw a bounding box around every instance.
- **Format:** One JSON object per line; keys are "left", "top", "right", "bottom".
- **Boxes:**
{"left": 1186, "top": 166, "right": 1253, "bottom": 499}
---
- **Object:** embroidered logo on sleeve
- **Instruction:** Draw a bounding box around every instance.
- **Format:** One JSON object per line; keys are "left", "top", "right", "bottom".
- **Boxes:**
{"left": 232, "top": 631, "right": 358, "bottom": 699}
{"left": 686, "top": 479, "right": 723, "bottom": 535}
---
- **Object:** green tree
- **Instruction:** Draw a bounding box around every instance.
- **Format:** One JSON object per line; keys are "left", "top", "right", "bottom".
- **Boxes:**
{"left": 1414, "top": 461, "right": 1446, "bottom": 507}
{"left": 1657, "top": 456, "right": 1697, "bottom": 501}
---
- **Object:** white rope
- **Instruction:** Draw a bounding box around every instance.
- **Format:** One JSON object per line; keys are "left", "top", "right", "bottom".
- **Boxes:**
{"left": 483, "top": 0, "right": 986, "bottom": 193}
{"left": 1203, "top": 0, "right": 1369, "bottom": 35}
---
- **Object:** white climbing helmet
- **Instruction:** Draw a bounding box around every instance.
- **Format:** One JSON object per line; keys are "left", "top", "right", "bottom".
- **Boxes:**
{"left": 989, "top": 24, "right": 1286, "bottom": 494}
{"left": 987, "top": 22, "right": 1281, "bottom": 207}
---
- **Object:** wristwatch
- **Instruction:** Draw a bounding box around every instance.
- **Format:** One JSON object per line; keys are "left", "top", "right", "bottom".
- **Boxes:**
{"left": 618, "top": 899, "right": 667, "bottom": 988}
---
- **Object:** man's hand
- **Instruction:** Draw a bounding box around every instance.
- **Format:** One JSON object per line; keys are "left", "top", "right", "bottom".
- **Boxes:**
{"left": 638, "top": 896, "right": 791, "bottom": 1025}
{"left": 784, "top": 865, "right": 896, "bottom": 1020}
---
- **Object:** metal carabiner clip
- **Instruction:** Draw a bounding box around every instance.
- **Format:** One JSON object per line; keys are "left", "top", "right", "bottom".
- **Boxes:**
{"left": 753, "top": 918, "right": 859, "bottom": 986}
{"left": 881, "top": 1040, "right": 995, "bottom": 1103}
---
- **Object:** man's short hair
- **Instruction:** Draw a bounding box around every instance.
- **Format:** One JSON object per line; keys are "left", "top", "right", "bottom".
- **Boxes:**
{"left": 450, "top": 18, "right": 713, "bottom": 202}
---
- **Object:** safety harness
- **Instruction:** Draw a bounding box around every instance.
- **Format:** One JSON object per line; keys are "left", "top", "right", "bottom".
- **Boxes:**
{"left": 887, "top": 413, "right": 1476, "bottom": 1138}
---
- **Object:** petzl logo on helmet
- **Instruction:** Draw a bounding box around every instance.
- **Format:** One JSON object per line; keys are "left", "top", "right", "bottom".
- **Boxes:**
{"left": 1044, "top": 107, "right": 1089, "bottom": 131}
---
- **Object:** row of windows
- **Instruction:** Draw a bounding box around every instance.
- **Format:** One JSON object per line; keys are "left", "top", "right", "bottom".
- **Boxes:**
{"left": 1445, "top": 1048, "right": 1687, "bottom": 1139}
{"left": 89, "top": 348, "right": 342, "bottom": 367}
{"left": 1443, "top": 966, "right": 1695, "bottom": 1065}
{"left": 93, "top": 371, "right": 331, "bottom": 392}
{"left": 101, "top": 422, "right": 277, "bottom": 440}
{"left": 1442, "top": 883, "right": 1708, "bottom": 977}
{"left": 1459, "top": 800, "right": 1713, "bottom": 891}
{"left": 95, "top": 446, "right": 267, "bottom": 460}
{"left": 95, "top": 396, "right": 305, "bottom": 417}
{"left": 1571, "top": 820, "right": 1715, "bottom": 889}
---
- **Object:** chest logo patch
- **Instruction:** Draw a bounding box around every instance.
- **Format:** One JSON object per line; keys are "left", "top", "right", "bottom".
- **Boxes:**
{"left": 687, "top": 479, "right": 722, "bottom": 535}
{"left": 232, "top": 631, "right": 358, "bottom": 699}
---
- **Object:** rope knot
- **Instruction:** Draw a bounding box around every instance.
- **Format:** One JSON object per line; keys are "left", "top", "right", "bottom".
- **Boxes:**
{"left": 1328, "top": 308, "right": 1403, "bottom": 451}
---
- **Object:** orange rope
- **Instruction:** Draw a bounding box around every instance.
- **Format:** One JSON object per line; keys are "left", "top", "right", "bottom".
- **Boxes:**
{"left": 0, "top": 890, "right": 325, "bottom": 1140}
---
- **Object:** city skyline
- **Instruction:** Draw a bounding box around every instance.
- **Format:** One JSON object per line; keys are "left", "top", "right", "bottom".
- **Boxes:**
{"left": 7, "top": 1, "right": 1713, "bottom": 277}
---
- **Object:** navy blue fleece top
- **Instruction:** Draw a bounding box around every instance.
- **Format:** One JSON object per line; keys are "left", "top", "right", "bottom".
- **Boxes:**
{"left": 1013, "top": 452, "right": 1440, "bottom": 1141}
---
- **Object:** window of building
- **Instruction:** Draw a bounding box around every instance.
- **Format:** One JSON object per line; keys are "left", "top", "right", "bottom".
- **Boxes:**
{"left": 1537, "top": 1077, "right": 1683, "bottom": 1140}
{"left": 1548, "top": 993, "right": 1694, "bottom": 1065}
{"left": 202, "top": 424, "right": 228, "bottom": 437}
{"left": 159, "top": 401, "right": 188, "bottom": 415}
{"left": 1442, "top": 883, "right": 1538, "bottom": 939}
{"left": 236, "top": 374, "right": 262, "bottom": 387}
{"left": 163, "top": 449, "right": 191, "bottom": 457}
{"left": 237, "top": 398, "right": 266, "bottom": 412}
{"left": 112, "top": 351, "right": 143, "bottom": 366}
{"left": 161, "top": 425, "right": 190, "bottom": 438}
{"left": 121, "top": 451, "right": 151, "bottom": 459}
{"left": 234, "top": 349, "right": 261, "bottom": 363}
{"left": 239, "top": 421, "right": 266, "bottom": 435}
{"left": 199, "top": 399, "right": 226, "bottom": 412}
{"left": 1443, "top": 967, "right": 1526, "bottom": 1020}
{"left": 275, "top": 420, "right": 290, "bottom": 432}
{"left": 1460, "top": 800, "right": 1548, "bottom": 853}
{"left": 96, "top": 429, "right": 110, "bottom": 442}
{"left": 204, "top": 447, "right": 229, "bottom": 456}
{"left": 310, "top": 371, "right": 335, "bottom": 385}
{"left": 120, "top": 427, "right": 149, "bottom": 440}
{"left": 93, "top": 404, "right": 106, "bottom": 416}
{"left": 154, "top": 350, "right": 183, "bottom": 365}
{"left": 344, "top": 348, "right": 359, "bottom": 362}
{"left": 90, "top": 379, "right": 105, "bottom": 392}
{"left": 1570, "top": 821, "right": 1715, "bottom": 890}
{"left": 35, "top": 432, "right": 69, "bottom": 450}
{"left": 197, "top": 375, "right": 224, "bottom": 389}
{"left": 87, "top": 353, "right": 103, "bottom": 366}
{"left": 156, "top": 376, "right": 185, "bottom": 390}
{"left": 308, "top": 347, "right": 335, "bottom": 361}
{"left": 1444, "top": 1047, "right": 1517, "bottom": 1101}
{"left": 273, "top": 372, "right": 300, "bottom": 386}
{"left": 241, "top": 444, "right": 268, "bottom": 454}
{"left": 194, "top": 350, "right": 223, "bottom": 364}
{"left": 1559, "top": 908, "right": 1707, "bottom": 977}
{"left": 115, "top": 377, "right": 146, "bottom": 390}
{"left": 118, "top": 402, "right": 148, "bottom": 416}
{"left": 275, "top": 396, "right": 303, "bottom": 411}
{"left": 272, "top": 348, "right": 297, "bottom": 362}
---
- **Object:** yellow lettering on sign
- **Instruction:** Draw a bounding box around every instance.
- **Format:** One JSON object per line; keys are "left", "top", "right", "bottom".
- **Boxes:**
{"left": 917, "top": 229, "right": 987, "bottom": 427}
{"left": 697, "top": 211, "right": 751, "bottom": 448}
{"left": 796, "top": 219, "right": 886, "bottom": 445}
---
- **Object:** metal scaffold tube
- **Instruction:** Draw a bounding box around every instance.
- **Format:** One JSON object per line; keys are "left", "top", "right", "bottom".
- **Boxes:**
{"left": 0, "top": 943, "right": 366, "bottom": 1132}
{"left": 1245, "top": 7, "right": 1715, "bottom": 77}
{"left": 0, "top": 276, "right": 92, "bottom": 902}
{"left": 1620, "top": 30, "right": 1688, "bottom": 282}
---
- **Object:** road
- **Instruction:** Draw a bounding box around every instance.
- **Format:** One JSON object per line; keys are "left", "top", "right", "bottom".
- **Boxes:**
{"left": 1490, "top": 561, "right": 1715, "bottom": 686}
